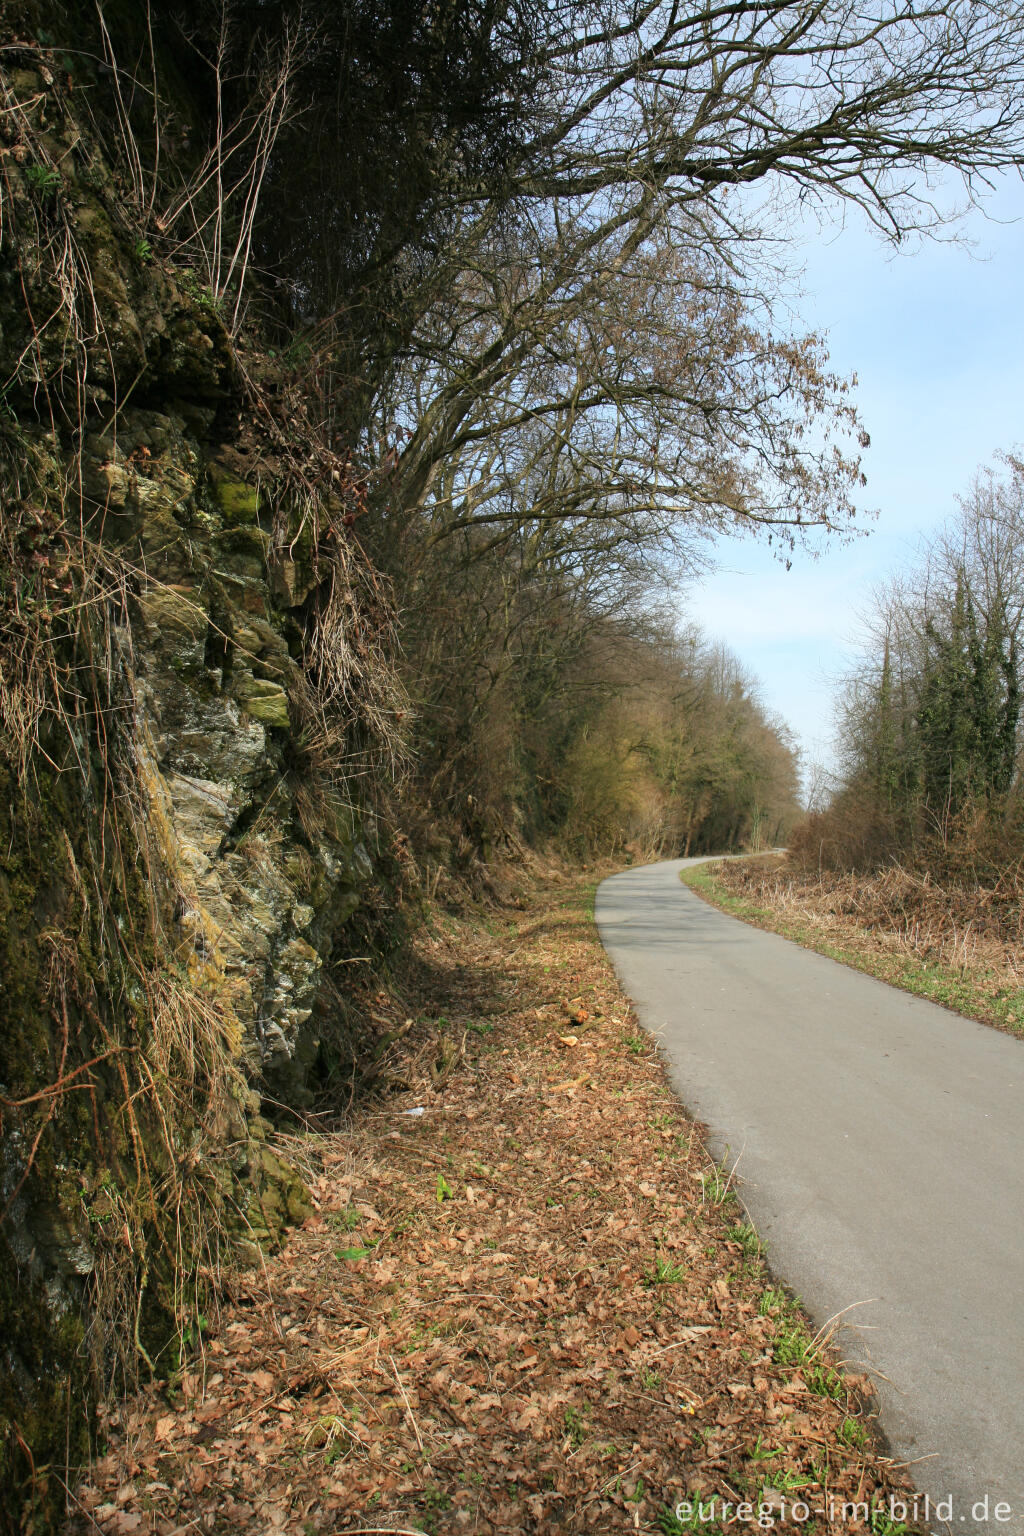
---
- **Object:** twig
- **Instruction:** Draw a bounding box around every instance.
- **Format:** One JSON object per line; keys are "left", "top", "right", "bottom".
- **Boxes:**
{"left": 388, "top": 1353, "right": 424, "bottom": 1454}
{"left": 340, "top": 1528, "right": 427, "bottom": 1535}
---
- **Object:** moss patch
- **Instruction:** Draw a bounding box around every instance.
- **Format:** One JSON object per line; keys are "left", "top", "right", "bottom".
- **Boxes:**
{"left": 208, "top": 469, "right": 260, "bottom": 525}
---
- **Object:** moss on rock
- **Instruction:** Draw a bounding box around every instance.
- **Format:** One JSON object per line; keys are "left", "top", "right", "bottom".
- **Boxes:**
{"left": 208, "top": 467, "right": 261, "bottom": 525}
{"left": 0, "top": 21, "right": 385, "bottom": 1528}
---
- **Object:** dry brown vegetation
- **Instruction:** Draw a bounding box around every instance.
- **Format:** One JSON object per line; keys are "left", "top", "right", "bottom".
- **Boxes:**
{"left": 69, "top": 870, "right": 921, "bottom": 1536}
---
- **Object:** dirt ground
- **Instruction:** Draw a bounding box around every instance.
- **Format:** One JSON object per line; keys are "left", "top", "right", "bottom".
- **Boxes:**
{"left": 69, "top": 870, "right": 924, "bottom": 1536}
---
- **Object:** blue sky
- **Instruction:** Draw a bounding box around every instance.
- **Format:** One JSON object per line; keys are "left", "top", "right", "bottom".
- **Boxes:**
{"left": 684, "top": 176, "right": 1024, "bottom": 790}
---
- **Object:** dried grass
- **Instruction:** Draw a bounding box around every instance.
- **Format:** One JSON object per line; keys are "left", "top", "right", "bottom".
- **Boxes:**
{"left": 0, "top": 46, "right": 272, "bottom": 1429}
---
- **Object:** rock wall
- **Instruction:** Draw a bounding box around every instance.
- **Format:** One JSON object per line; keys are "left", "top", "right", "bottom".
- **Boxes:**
{"left": 98, "top": 410, "right": 369, "bottom": 1094}
{"left": 0, "top": 28, "right": 392, "bottom": 1527}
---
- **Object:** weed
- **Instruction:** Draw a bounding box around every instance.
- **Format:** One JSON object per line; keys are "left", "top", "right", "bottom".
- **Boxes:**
{"left": 435, "top": 1173, "right": 454, "bottom": 1202}
{"left": 132, "top": 237, "right": 153, "bottom": 263}
{"left": 181, "top": 268, "right": 218, "bottom": 310}
{"left": 658, "top": 1500, "right": 724, "bottom": 1534}
{"left": 758, "top": 1284, "right": 789, "bottom": 1316}
{"left": 304, "top": 1412, "right": 359, "bottom": 1463}
{"left": 839, "top": 1416, "right": 868, "bottom": 1449}
{"left": 24, "top": 162, "right": 60, "bottom": 197}
{"left": 639, "top": 1366, "right": 662, "bottom": 1390}
{"left": 563, "top": 1404, "right": 588, "bottom": 1449}
{"left": 422, "top": 1485, "right": 451, "bottom": 1511}
{"left": 178, "top": 1311, "right": 208, "bottom": 1353}
{"left": 770, "top": 1306, "right": 844, "bottom": 1399}
{"left": 772, "top": 1313, "right": 813, "bottom": 1367}
{"left": 805, "top": 1360, "right": 844, "bottom": 1400}
{"left": 335, "top": 1245, "right": 372, "bottom": 1262}
{"left": 748, "top": 1433, "right": 782, "bottom": 1464}
{"left": 623, "top": 1032, "right": 647, "bottom": 1054}
{"left": 763, "top": 1468, "right": 814, "bottom": 1493}
{"left": 327, "top": 1208, "right": 360, "bottom": 1231}
{"left": 869, "top": 1499, "right": 909, "bottom": 1535}
{"left": 698, "top": 1158, "right": 736, "bottom": 1206}
{"left": 646, "top": 1255, "right": 687, "bottom": 1285}
{"left": 649, "top": 1112, "right": 675, "bottom": 1129}
{"left": 282, "top": 336, "right": 312, "bottom": 367}
{"left": 725, "top": 1219, "right": 760, "bottom": 1260}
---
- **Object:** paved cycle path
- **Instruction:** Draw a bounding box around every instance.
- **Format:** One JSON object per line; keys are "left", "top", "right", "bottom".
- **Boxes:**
{"left": 595, "top": 858, "right": 1024, "bottom": 1533}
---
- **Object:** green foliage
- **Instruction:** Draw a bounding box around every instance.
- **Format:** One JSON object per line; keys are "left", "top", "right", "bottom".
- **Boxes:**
{"left": 658, "top": 1501, "right": 725, "bottom": 1534}
{"left": 180, "top": 269, "right": 218, "bottom": 310}
{"left": 698, "top": 1163, "right": 735, "bottom": 1208}
{"left": 646, "top": 1256, "right": 687, "bottom": 1285}
{"left": 916, "top": 572, "right": 1019, "bottom": 817}
{"left": 725, "top": 1220, "right": 761, "bottom": 1262}
{"left": 563, "top": 1404, "right": 588, "bottom": 1448}
{"left": 328, "top": 1208, "right": 361, "bottom": 1231}
{"left": 798, "top": 454, "right": 1024, "bottom": 878}
{"left": 762, "top": 1468, "right": 814, "bottom": 1493}
{"left": 24, "top": 162, "right": 60, "bottom": 198}
{"left": 748, "top": 1433, "right": 783, "bottom": 1464}
{"left": 869, "top": 1498, "right": 910, "bottom": 1535}
{"left": 767, "top": 1296, "right": 844, "bottom": 1400}
{"left": 758, "top": 1284, "right": 790, "bottom": 1316}
{"left": 838, "top": 1415, "right": 868, "bottom": 1449}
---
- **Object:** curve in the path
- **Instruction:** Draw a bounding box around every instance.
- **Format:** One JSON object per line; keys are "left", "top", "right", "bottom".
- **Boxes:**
{"left": 595, "top": 857, "right": 1024, "bottom": 1535}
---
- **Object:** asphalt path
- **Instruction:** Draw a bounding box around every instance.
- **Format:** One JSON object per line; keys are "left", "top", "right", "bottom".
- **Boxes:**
{"left": 595, "top": 857, "right": 1024, "bottom": 1534}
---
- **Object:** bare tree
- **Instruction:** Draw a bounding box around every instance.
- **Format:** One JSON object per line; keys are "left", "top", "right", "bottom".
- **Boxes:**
{"left": 364, "top": 1, "right": 1024, "bottom": 574}
{"left": 376, "top": 214, "right": 867, "bottom": 592}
